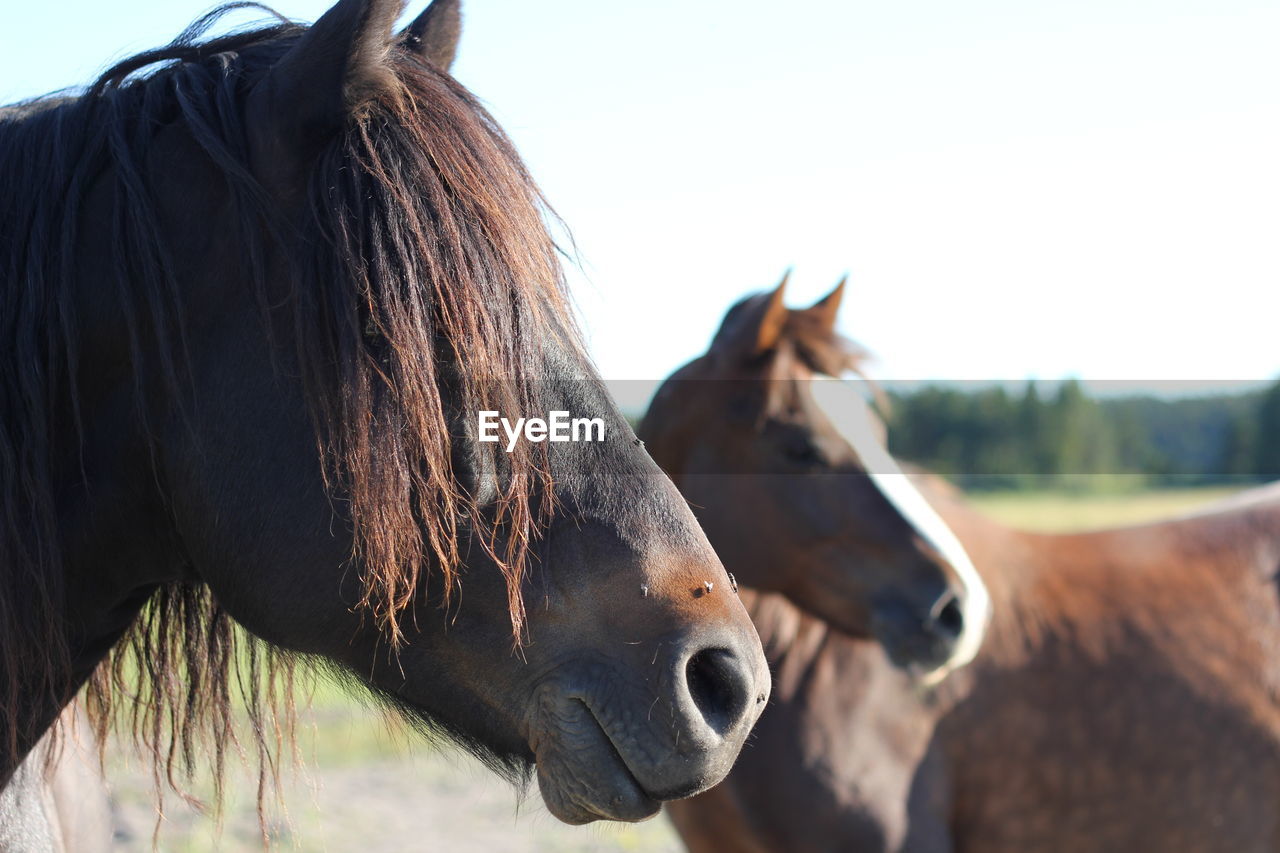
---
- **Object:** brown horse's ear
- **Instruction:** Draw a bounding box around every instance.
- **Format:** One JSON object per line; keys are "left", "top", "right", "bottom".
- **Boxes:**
{"left": 710, "top": 271, "right": 791, "bottom": 360}
{"left": 803, "top": 275, "right": 847, "bottom": 337}
{"left": 399, "top": 0, "right": 462, "bottom": 70}
{"left": 755, "top": 271, "right": 791, "bottom": 352}
{"left": 248, "top": 0, "right": 404, "bottom": 171}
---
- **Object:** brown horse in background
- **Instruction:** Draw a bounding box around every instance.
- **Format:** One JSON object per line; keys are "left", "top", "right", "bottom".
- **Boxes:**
{"left": 646, "top": 278, "right": 1280, "bottom": 852}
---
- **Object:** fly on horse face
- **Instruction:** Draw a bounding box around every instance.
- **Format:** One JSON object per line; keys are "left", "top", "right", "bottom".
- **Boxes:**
{"left": 640, "top": 273, "right": 990, "bottom": 679}
{"left": 654, "top": 284, "right": 1280, "bottom": 852}
{"left": 0, "top": 0, "right": 771, "bottom": 835}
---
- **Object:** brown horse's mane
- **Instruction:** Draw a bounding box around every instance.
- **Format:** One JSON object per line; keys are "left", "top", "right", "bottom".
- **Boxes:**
{"left": 778, "top": 310, "right": 870, "bottom": 379}
{"left": 0, "top": 4, "right": 568, "bottom": 819}
{"left": 761, "top": 298, "right": 888, "bottom": 415}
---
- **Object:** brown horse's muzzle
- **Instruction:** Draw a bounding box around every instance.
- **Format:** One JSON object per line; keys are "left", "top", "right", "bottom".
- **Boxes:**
{"left": 870, "top": 579, "right": 970, "bottom": 673}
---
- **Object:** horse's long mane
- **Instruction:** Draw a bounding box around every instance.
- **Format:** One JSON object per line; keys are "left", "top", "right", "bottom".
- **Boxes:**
{"left": 0, "top": 5, "right": 568, "bottom": 819}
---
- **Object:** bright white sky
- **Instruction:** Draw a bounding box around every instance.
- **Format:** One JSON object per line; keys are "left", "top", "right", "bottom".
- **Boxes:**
{"left": 4, "top": 0, "right": 1278, "bottom": 396}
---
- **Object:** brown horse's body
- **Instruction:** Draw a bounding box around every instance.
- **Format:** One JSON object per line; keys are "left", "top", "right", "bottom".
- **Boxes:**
{"left": 649, "top": 282, "right": 1280, "bottom": 851}
{"left": 669, "top": 479, "right": 1280, "bottom": 852}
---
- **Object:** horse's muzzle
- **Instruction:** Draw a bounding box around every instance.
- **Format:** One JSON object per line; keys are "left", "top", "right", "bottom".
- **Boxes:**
{"left": 871, "top": 586, "right": 968, "bottom": 673}
{"left": 528, "top": 625, "right": 769, "bottom": 823}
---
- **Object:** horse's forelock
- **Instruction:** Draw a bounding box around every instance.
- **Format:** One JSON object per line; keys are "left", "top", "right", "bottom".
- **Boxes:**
{"left": 781, "top": 309, "right": 869, "bottom": 380}
{"left": 298, "top": 51, "right": 569, "bottom": 649}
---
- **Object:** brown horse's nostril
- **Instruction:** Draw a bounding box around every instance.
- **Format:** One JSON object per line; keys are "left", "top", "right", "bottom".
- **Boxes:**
{"left": 684, "top": 647, "right": 753, "bottom": 737}
{"left": 930, "top": 590, "right": 965, "bottom": 641}
{"left": 872, "top": 586, "right": 969, "bottom": 671}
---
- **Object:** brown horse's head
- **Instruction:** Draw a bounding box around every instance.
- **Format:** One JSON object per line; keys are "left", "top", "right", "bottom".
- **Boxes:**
{"left": 640, "top": 273, "right": 989, "bottom": 677}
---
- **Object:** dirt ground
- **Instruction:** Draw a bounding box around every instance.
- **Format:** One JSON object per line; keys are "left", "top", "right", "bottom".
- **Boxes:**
{"left": 105, "top": 706, "right": 684, "bottom": 853}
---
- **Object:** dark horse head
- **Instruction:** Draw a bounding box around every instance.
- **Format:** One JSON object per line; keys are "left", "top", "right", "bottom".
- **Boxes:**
{"left": 640, "top": 273, "right": 989, "bottom": 679}
{"left": 0, "top": 0, "right": 769, "bottom": 824}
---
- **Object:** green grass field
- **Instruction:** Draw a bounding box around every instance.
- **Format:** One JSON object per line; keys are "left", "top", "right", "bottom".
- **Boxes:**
{"left": 105, "top": 484, "right": 1257, "bottom": 851}
{"left": 968, "top": 485, "right": 1241, "bottom": 532}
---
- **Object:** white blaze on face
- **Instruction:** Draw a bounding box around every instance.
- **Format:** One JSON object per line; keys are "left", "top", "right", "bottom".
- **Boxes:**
{"left": 810, "top": 376, "right": 992, "bottom": 681}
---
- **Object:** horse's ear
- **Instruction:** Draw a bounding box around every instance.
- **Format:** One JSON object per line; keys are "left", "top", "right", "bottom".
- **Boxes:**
{"left": 248, "top": 0, "right": 404, "bottom": 171}
{"left": 711, "top": 271, "right": 791, "bottom": 361}
{"left": 803, "top": 275, "right": 847, "bottom": 337}
{"left": 754, "top": 272, "right": 791, "bottom": 353}
{"left": 399, "top": 0, "right": 462, "bottom": 70}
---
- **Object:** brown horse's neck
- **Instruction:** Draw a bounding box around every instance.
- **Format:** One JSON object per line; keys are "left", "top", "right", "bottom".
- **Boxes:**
{"left": 745, "top": 478, "right": 1280, "bottom": 714}
{"left": 918, "top": 478, "right": 1280, "bottom": 696}
{"left": 905, "top": 480, "right": 1035, "bottom": 615}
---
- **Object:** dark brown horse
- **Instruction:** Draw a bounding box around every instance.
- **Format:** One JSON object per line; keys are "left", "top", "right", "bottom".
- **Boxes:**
{"left": 647, "top": 281, "right": 1280, "bottom": 851}
{"left": 0, "top": 0, "right": 775, "bottom": 838}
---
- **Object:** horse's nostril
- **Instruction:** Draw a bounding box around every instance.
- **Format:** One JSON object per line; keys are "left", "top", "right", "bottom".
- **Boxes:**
{"left": 931, "top": 592, "right": 965, "bottom": 640}
{"left": 685, "top": 647, "right": 752, "bottom": 737}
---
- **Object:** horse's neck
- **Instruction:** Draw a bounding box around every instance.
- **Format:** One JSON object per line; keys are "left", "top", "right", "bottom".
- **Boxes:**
{"left": 740, "top": 589, "right": 943, "bottom": 711}
{"left": 919, "top": 480, "right": 1280, "bottom": 672}
{"left": 908, "top": 482, "right": 1037, "bottom": 618}
{"left": 741, "top": 589, "right": 860, "bottom": 683}
{"left": 2, "top": 149, "right": 197, "bottom": 784}
{"left": 1, "top": 421, "right": 176, "bottom": 784}
{"left": 740, "top": 588, "right": 828, "bottom": 666}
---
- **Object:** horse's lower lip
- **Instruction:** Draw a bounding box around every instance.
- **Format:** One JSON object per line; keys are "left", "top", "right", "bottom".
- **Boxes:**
{"left": 574, "top": 765, "right": 660, "bottom": 824}
{"left": 533, "top": 698, "right": 663, "bottom": 824}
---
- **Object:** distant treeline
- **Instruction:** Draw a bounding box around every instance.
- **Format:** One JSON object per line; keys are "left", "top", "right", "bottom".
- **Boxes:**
{"left": 885, "top": 379, "right": 1280, "bottom": 491}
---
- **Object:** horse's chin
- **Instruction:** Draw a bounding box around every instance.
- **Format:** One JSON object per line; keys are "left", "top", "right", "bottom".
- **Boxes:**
{"left": 528, "top": 695, "right": 664, "bottom": 824}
